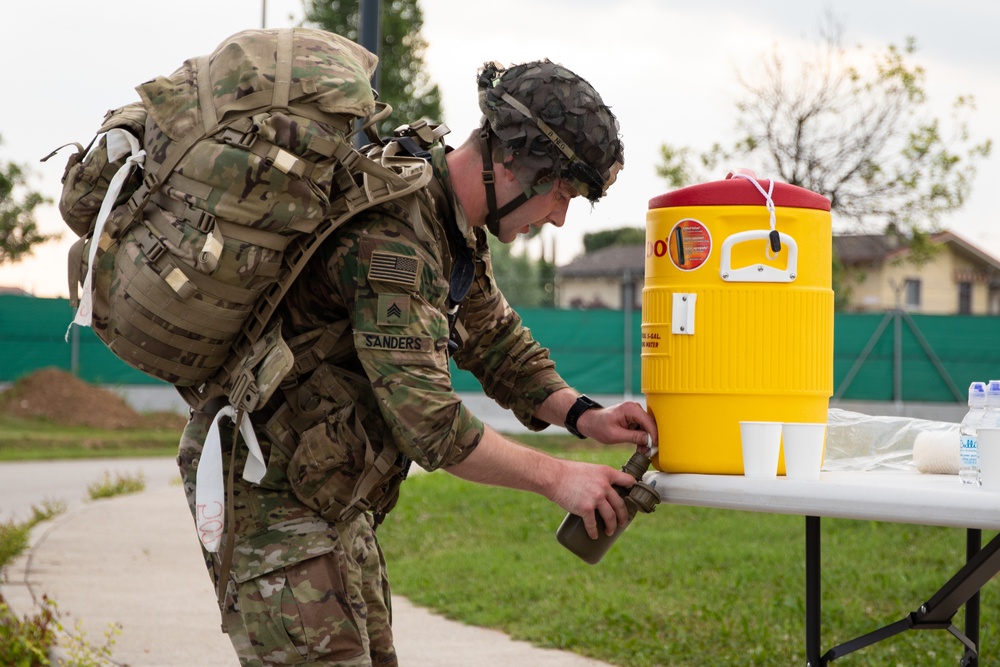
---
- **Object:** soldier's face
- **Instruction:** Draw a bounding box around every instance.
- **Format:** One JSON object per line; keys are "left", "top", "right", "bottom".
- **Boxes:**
{"left": 496, "top": 180, "right": 578, "bottom": 243}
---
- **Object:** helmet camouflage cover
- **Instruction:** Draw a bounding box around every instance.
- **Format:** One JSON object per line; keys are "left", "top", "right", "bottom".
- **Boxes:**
{"left": 477, "top": 59, "right": 624, "bottom": 203}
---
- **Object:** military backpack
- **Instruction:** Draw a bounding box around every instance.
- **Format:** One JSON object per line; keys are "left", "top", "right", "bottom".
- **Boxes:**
{"left": 51, "top": 27, "right": 441, "bottom": 416}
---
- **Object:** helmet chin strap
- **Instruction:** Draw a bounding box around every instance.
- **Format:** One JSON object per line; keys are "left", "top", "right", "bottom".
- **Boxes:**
{"left": 478, "top": 127, "right": 530, "bottom": 237}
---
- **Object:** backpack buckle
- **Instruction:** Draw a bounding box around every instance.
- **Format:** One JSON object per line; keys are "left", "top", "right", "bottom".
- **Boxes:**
{"left": 229, "top": 369, "right": 260, "bottom": 412}
{"left": 334, "top": 143, "right": 361, "bottom": 171}
{"left": 189, "top": 207, "right": 216, "bottom": 234}
{"left": 141, "top": 170, "right": 160, "bottom": 194}
{"left": 137, "top": 231, "right": 166, "bottom": 264}
{"left": 220, "top": 127, "right": 257, "bottom": 150}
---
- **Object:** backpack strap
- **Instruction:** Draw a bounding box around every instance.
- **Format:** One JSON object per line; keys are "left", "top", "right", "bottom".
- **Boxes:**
{"left": 195, "top": 54, "right": 219, "bottom": 135}
{"left": 423, "top": 167, "right": 475, "bottom": 355}
{"left": 272, "top": 29, "right": 294, "bottom": 109}
{"left": 338, "top": 431, "right": 405, "bottom": 524}
{"left": 285, "top": 320, "right": 352, "bottom": 379}
{"left": 66, "top": 128, "right": 146, "bottom": 338}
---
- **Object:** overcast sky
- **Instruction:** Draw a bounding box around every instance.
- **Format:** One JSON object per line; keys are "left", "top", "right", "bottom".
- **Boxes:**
{"left": 2, "top": 0, "right": 998, "bottom": 297}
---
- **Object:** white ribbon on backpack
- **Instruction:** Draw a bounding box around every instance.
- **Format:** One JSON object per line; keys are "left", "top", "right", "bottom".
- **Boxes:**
{"left": 68, "top": 129, "right": 146, "bottom": 334}
{"left": 195, "top": 406, "right": 268, "bottom": 552}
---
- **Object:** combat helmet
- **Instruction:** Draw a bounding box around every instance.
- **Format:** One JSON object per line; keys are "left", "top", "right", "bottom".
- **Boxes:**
{"left": 476, "top": 59, "right": 624, "bottom": 236}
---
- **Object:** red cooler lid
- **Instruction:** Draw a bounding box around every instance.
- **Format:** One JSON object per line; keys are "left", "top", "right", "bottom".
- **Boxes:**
{"left": 649, "top": 170, "right": 831, "bottom": 211}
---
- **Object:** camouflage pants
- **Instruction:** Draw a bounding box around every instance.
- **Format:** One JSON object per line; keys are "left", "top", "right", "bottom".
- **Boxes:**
{"left": 223, "top": 513, "right": 395, "bottom": 667}
{"left": 179, "top": 416, "right": 397, "bottom": 666}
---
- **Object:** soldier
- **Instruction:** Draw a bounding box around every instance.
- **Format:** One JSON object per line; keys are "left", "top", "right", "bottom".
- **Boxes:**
{"left": 179, "top": 57, "right": 657, "bottom": 666}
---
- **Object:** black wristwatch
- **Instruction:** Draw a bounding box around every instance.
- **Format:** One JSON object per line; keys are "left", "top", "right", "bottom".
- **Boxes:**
{"left": 565, "top": 394, "right": 603, "bottom": 439}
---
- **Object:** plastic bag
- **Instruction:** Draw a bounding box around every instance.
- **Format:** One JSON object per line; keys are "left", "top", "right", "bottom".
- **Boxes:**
{"left": 824, "top": 408, "right": 959, "bottom": 473}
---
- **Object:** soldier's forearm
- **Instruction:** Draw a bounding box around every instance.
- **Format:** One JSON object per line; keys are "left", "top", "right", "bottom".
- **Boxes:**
{"left": 443, "top": 425, "right": 564, "bottom": 501}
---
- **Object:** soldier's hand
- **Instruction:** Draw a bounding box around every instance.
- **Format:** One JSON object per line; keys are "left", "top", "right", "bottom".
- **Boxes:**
{"left": 548, "top": 460, "right": 635, "bottom": 539}
{"left": 578, "top": 401, "right": 657, "bottom": 453}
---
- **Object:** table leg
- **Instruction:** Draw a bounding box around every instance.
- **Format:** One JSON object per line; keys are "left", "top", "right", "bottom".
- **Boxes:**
{"left": 806, "top": 516, "right": 821, "bottom": 666}
{"left": 965, "top": 528, "right": 981, "bottom": 667}
{"left": 821, "top": 527, "right": 1000, "bottom": 663}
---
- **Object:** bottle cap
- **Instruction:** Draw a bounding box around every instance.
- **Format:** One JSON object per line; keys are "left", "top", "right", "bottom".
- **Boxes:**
{"left": 971, "top": 381, "right": 987, "bottom": 407}
{"left": 985, "top": 380, "right": 1000, "bottom": 407}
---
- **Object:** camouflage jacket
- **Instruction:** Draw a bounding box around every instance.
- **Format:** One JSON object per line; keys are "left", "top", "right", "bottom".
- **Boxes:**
{"left": 254, "top": 142, "right": 567, "bottom": 518}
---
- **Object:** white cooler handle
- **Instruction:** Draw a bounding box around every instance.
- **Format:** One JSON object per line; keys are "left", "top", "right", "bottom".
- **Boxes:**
{"left": 719, "top": 230, "right": 798, "bottom": 283}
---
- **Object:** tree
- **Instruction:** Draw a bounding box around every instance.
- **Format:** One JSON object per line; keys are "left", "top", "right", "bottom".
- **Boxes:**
{"left": 583, "top": 227, "right": 645, "bottom": 253}
{"left": 657, "top": 18, "right": 992, "bottom": 237}
{"left": 486, "top": 236, "right": 552, "bottom": 308}
{"left": 303, "top": 0, "right": 444, "bottom": 136}
{"left": 0, "top": 135, "right": 53, "bottom": 265}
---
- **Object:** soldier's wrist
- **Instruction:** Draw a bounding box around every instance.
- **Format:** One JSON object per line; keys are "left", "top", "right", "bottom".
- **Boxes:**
{"left": 565, "top": 394, "right": 602, "bottom": 439}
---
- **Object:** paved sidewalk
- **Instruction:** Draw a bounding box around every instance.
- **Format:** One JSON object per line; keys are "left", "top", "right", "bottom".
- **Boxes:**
{"left": 3, "top": 478, "right": 614, "bottom": 667}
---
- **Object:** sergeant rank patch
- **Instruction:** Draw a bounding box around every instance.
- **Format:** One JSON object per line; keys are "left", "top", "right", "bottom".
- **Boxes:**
{"left": 369, "top": 251, "right": 421, "bottom": 288}
{"left": 377, "top": 294, "right": 411, "bottom": 327}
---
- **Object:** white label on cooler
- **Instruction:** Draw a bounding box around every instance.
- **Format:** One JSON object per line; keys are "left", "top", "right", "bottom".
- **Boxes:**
{"left": 671, "top": 293, "right": 696, "bottom": 335}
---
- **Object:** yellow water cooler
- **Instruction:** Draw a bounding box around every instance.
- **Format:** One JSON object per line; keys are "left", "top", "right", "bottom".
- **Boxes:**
{"left": 642, "top": 171, "right": 834, "bottom": 474}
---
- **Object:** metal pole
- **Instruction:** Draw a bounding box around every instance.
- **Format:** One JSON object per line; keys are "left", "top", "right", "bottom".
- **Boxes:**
{"left": 623, "top": 269, "right": 633, "bottom": 400}
{"left": 355, "top": 0, "right": 382, "bottom": 147}
{"left": 261, "top": 0, "right": 266, "bottom": 29}
{"left": 70, "top": 323, "right": 79, "bottom": 376}
{"left": 894, "top": 309, "right": 902, "bottom": 407}
{"left": 893, "top": 284, "right": 903, "bottom": 408}
{"left": 358, "top": 0, "right": 382, "bottom": 92}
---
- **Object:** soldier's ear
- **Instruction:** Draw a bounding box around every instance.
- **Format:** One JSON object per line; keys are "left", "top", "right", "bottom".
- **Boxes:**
{"left": 497, "top": 158, "right": 519, "bottom": 183}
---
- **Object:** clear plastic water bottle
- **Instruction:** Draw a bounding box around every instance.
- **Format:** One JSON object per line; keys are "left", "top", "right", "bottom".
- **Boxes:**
{"left": 960, "top": 381, "right": 987, "bottom": 485}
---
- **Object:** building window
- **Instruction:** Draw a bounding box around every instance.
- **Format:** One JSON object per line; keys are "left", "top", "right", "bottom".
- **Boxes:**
{"left": 959, "top": 282, "right": 973, "bottom": 314}
{"left": 904, "top": 278, "right": 921, "bottom": 310}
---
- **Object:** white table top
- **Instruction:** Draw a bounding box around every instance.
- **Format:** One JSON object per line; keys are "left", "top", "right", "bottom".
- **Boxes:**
{"left": 647, "top": 470, "right": 1000, "bottom": 531}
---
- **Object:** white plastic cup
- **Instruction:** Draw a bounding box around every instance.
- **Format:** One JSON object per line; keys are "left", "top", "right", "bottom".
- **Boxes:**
{"left": 782, "top": 422, "right": 827, "bottom": 481}
{"left": 978, "top": 428, "right": 1000, "bottom": 491}
{"left": 740, "top": 421, "right": 783, "bottom": 478}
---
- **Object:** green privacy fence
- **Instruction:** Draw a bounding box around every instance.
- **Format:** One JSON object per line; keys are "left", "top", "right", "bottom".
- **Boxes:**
{"left": 0, "top": 296, "right": 138, "bottom": 385}
{"left": 831, "top": 310, "right": 1000, "bottom": 402}
{"left": 2, "top": 294, "right": 999, "bottom": 402}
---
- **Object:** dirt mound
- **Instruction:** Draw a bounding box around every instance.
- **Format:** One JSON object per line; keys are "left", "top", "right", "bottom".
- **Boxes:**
{"left": 0, "top": 368, "right": 186, "bottom": 430}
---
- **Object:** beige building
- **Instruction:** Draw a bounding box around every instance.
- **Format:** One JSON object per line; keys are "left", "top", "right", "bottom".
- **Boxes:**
{"left": 554, "top": 244, "right": 644, "bottom": 309}
{"left": 836, "top": 231, "right": 1000, "bottom": 315}
{"left": 555, "top": 232, "right": 1000, "bottom": 315}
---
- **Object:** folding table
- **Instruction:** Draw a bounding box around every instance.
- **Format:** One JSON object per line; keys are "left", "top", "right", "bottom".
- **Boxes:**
{"left": 646, "top": 470, "right": 1000, "bottom": 666}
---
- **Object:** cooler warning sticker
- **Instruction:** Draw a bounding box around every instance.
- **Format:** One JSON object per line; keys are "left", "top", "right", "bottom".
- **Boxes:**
{"left": 668, "top": 219, "right": 712, "bottom": 271}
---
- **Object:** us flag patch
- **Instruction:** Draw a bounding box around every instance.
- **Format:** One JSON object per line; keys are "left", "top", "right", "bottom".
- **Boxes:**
{"left": 369, "top": 251, "right": 420, "bottom": 287}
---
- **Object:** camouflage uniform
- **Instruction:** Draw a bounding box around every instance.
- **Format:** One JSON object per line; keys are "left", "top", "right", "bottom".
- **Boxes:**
{"left": 179, "top": 143, "right": 569, "bottom": 666}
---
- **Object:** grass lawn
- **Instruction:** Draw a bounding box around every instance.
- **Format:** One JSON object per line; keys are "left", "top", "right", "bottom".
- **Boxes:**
{"left": 379, "top": 447, "right": 1000, "bottom": 667}
{"left": 0, "top": 415, "right": 179, "bottom": 460}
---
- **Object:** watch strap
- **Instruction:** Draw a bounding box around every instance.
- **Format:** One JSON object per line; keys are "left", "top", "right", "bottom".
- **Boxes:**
{"left": 565, "top": 394, "right": 603, "bottom": 439}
